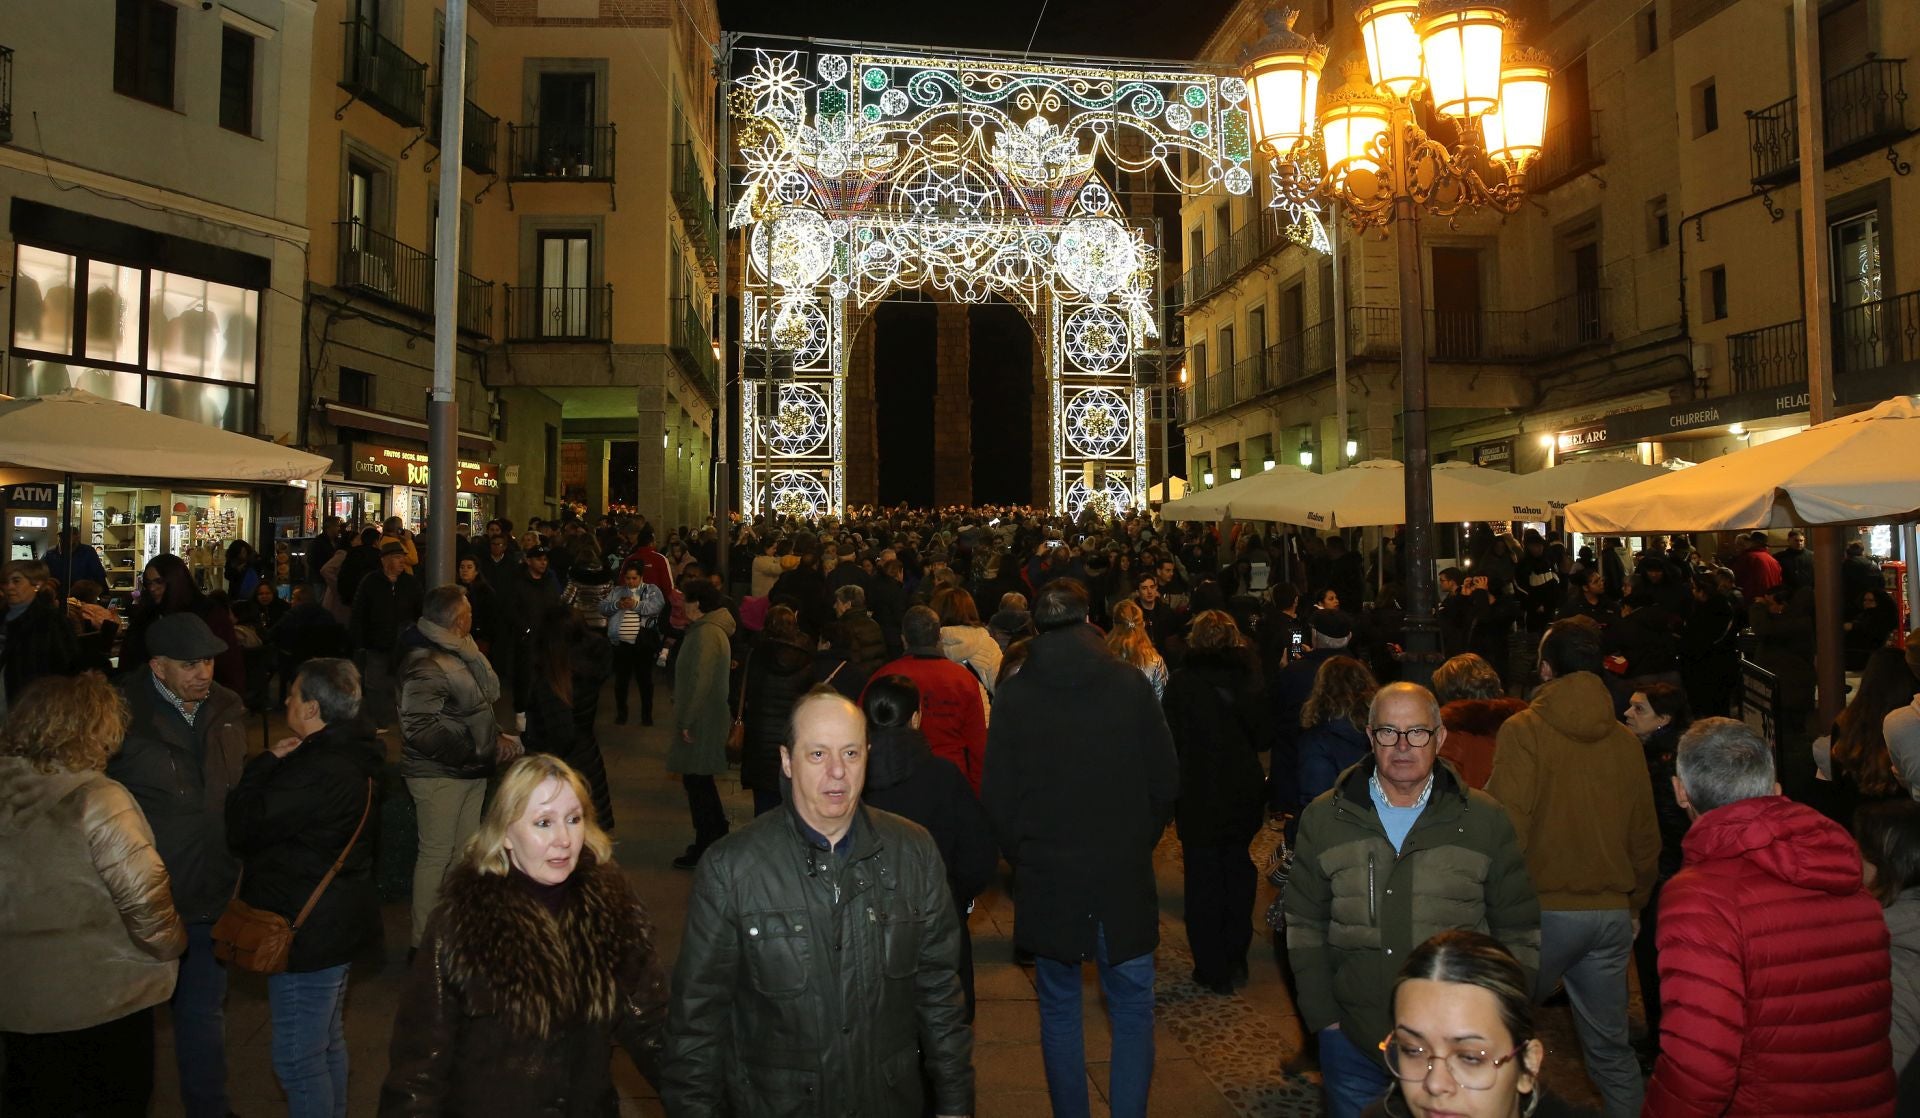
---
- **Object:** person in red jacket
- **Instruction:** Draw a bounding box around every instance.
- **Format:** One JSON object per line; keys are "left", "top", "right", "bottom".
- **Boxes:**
{"left": 1726, "top": 531, "right": 1783, "bottom": 604}
{"left": 864, "top": 606, "right": 988, "bottom": 794}
{"left": 623, "top": 525, "right": 676, "bottom": 597}
{"left": 1647, "top": 716, "right": 1895, "bottom": 1117}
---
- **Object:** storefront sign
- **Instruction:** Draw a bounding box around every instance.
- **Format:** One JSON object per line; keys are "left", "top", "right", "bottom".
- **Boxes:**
{"left": 1556, "top": 425, "right": 1611, "bottom": 452}
{"left": 1547, "top": 386, "right": 1832, "bottom": 452}
{"left": 1472, "top": 440, "right": 1512, "bottom": 469}
{"left": 349, "top": 443, "right": 501, "bottom": 493}
{"left": 0, "top": 483, "right": 60, "bottom": 509}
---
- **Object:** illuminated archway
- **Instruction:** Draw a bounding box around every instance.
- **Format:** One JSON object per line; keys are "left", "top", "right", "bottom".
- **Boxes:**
{"left": 731, "top": 44, "right": 1259, "bottom": 516}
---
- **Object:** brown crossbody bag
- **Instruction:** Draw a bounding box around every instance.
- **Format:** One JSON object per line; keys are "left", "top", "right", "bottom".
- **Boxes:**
{"left": 213, "top": 778, "right": 374, "bottom": 975}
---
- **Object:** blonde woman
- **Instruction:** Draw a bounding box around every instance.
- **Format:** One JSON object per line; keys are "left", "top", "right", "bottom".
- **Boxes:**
{"left": 1107, "top": 598, "right": 1169, "bottom": 701}
{"left": 0, "top": 672, "right": 186, "bottom": 1114}
{"left": 381, "top": 755, "right": 666, "bottom": 1115}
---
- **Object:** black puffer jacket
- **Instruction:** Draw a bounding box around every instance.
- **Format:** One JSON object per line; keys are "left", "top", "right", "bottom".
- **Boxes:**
{"left": 381, "top": 855, "right": 667, "bottom": 1116}
{"left": 982, "top": 623, "right": 1179, "bottom": 964}
{"left": 225, "top": 721, "right": 383, "bottom": 972}
{"left": 1161, "top": 647, "right": 1268, "bottom": 847}
{"left": 662, "top": 805, "right": 973, "bottom": 1117}
{"left": 524, "top": 634, "right": 615, "bottom": 829}
{"left": 864, "top": 724, "right": 998, "bottom": 914}
{"left": 738, "top": 638, "right": 816, "bottom": 793}
{"left": 1, "top": 593, "right": 78, "bottom": 705}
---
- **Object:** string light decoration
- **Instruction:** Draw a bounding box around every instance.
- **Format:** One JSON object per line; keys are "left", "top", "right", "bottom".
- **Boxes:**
{"left": 733, "top": 45, "right": 1255, "bottom": 517}
{"left": 1064, "top": 473, "right": 1136, "bottom": 520}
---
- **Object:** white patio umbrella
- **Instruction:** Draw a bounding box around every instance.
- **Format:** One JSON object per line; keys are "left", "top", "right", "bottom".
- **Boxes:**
{"left": 1565, "top": 395, "right": 1920, "bottom": 532}
{"left": 1228, "top": 459, "right": 1520, "bottom": 528}
{"left": 0, "top": 388, "right": 330, "bottom": 483}
{"left": 1159, "top": 464, "right": 1317, "bottom": 521}
{"left": 1492, "top": 459, "right": 1671, "bottom": 517}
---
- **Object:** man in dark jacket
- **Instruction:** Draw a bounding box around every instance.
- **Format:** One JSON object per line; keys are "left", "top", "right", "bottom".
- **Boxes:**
{"left": 334, "top": 528, "right": 384, "bottom": 609}
{"left": 1773, "top": 529, "right": 1815, "bottom": 594}
{"left": 502, "top": 547, "right": 562, "bottom": 713}
{"left": 832, "top": 584, "right": 889, "bottom": 674}
{"left": 1, "top": 558, "right": 79, "bottom": 715}
{"left": 868, "top": 559, "right": 910, "bottom": 659}
{"left": 107, "top": 613, "right": 247, "bottom": 1118}
{"left": 663, "top": 690, "right": 974, "bottom": 1117}
{"left": 348, "top": 541, "right": 423, "bottom": 730}
{"left": 225, "top": 656, "right": 381, "bottom": 1109}
{"left": 982, "top": 579, "right": 1178, "bottom": 1118}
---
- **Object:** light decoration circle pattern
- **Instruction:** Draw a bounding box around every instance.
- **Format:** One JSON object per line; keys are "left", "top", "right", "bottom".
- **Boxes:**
{"left": 765, "top": 384, "right": 830, "bottom": 456}
{"left": 760, "top": 296, "right": 829, "bottom": 366}
{"left": 1065, "top": 388, "right": 1134, "bottom": 457}
{"left": 817, "top": 54, "right": 849, "bottom": 82}
{"left": 1064, "top": 305, "right": 1131, "bottom": 372}
{"left": 1053, "top": 219, "right": 1138, "bottom": 298}
{"left": 751, "top": 209, "right": 835, "bottom": 289}
{"left": 767, "top": 470, "right": 831, "bottom": 518}
{"left": 1065, "top": 474, "right": 1135, "bottom": 520}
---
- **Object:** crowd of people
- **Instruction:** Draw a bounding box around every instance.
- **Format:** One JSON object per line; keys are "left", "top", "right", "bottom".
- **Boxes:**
{"left": 0, "top": 499, "right": 1916, "bottom": 1118}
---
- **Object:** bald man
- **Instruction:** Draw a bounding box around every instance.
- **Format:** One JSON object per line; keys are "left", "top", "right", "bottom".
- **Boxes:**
{"left": 664, "top": 689, "right": 974, "bottom": 1117}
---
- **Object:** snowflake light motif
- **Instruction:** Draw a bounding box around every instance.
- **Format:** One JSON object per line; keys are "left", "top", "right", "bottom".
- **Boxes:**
{"left": 1065, "top": 388, "right": 1134, "bottom": 457}
{"left": 759, "top": 295, "right": 829, "bottom": 366}
{"left": 1064, "top": 305, "right": 1131, "bottom": 373}
{"left": 764, "top": 384, "right": 829, "bottom": 456}
{"left": 767, "top": 471, "right": 831, "bottom": 518}
{"left": 738, "top": 50, "right": 815, "bottom": 130}
{"left": 1054, "top": 219, "right": 1138, "bottom": 298}
{"left": 1065, "top": 473, "right": 1135, "bottom": 520}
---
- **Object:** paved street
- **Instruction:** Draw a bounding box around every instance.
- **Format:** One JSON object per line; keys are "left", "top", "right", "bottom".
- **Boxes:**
{"left": 150, "top": 694, "right": 1612, "bottom": 1117}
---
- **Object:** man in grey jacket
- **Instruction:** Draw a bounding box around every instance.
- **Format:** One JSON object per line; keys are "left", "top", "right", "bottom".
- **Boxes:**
{"left": 397, "top": 585, "right": 521, "bottom": 948}
{"left": 109, "top": 613, "right": 247, "bottom": 1118}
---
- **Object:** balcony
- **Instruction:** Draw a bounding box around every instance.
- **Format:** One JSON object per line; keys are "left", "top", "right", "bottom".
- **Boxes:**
{"left": 1349, "top": 290, "right": 1610, "bottom": 362}
{"left": 505, "top": 284, "right": 613, "bottom": 343}
{"left": 671, "top": 295, "right": 718, "bottom": 397}
{"left": 1529, "top": 111, "right": 1603, "bottom": 191}
{"left": 336, "top": 222, "right": 432, "bottom": 317}
{"left": 507, "top": 122, "right": 616, "bottom": 182}
{"left": 428, "top": 90, "right": 499, "bottom": 175}
{"left": 1187, "top": 323, "right": 1337, "bottom": 420}
{"left": 1729, "top": 288, "right": 1920, "bottom": 392}
{"left": 1179, "top": 212, "right": 1288, "bottom": 313}
{"left": 458, "top": 270, "right": 492, "bottom": 337}
{"left": 1747, "top": 57, "right": 1910, "bottom": 188}
{"left": 671, "top": 142, "right": 721, "bottom": 276}
{"left": 338, "top": 19, "right": 426, "bottom": 129}
{"left": 0, "top": 45, "right": 13, "bottom": 145}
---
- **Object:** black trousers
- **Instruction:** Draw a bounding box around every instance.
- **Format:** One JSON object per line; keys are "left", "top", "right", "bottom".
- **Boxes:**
{"left": 610, "top": 633, "right": 658, "bottom": 721}
{"left": 1633, "top": 876, "right": 1669, "bottom": 1036}
{"left": 2, "top": 1007, "right": 155, "bottom": 1117}
{"left": 1183, "top": 841, "right": 1257, "bottom": 986}
{"left": 684, "top": 774, "right": 730, "bottom": 850}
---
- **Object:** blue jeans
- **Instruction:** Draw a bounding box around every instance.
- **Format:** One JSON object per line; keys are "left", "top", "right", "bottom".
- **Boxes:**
{"left": 1319, "top": 1025, "right": 1391, "bottom": 1118}
{"left": 173, "top": 922, "right": 230, "bottom": 1118}
{"left": 1033, "top": 926, "right": 1155, "bottom": 1118}
{"left": 268, "top": 963, "right": 352, "bottom": 1118}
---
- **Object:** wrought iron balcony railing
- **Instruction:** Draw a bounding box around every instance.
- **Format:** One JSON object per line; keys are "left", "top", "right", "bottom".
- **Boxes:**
{"left": 339, "top": 19, "right": 426, "bottom": 128}
{"left": 429, "top": 90, "right": 499, "bottom": 175}
{"left": 1729, "top": 288, "right": 1920, "bottom": 392}
{"left": 507, "top": 122, "right": 616, "bottom": 181}
{"left": 458, "top": 270, "right": 492, "bottom": 337}
{"left": 671, "top": 295, "right": 717, "bottom": 394}
{"left": 336, "top": 221, "right": 433, "bottom": 317}
{"left": 671, "top": 141, "right": 721, "bottom": 271}
{"left": 1529, "top": 111, "right": 1603, "bottom": 191}
{"left": 505, "top": 284, "right": 613, "bottom": 342}
{"left": 1348, "top": 291, "right": 1610, "bottom": 362}
{"left": 1747, "top": 57, "right": 1910, "bottom": 187}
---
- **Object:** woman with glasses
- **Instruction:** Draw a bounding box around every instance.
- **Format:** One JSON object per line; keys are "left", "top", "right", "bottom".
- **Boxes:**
{"left": 121, "top": 553, "right": 247, "bottom": 692}
{"left": 1368, "top": 929, "right": 1594, "bottom": 1118}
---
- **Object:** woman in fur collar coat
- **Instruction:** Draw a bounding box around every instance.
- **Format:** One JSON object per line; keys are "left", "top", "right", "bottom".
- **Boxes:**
{"left": 379, "top": 755, "right": 667, "bottom": 1116}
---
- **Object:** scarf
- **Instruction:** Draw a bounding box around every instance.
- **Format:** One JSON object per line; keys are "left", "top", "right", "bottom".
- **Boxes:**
{"left": 418, "top": 616, "right": 501, "bottom": 703}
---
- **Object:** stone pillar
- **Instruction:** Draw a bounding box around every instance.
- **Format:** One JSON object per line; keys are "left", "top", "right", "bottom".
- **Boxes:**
{"left": 581, "top": 437, "right": 610, "bottom": 516}
{"left": 634, "top": 383, "right": 667, "bottom": 523}
{"left": 1030, "top": 306, "right": 1053, "bottom": 509}
{"left": 933, "top": 303, "right": 973, "bottom": 507}
{"left": 843, "top": 316, "right": 879, "bottom": 508}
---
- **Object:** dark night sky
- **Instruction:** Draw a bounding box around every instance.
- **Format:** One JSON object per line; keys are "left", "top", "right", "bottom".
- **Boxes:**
{"left": 720, "top": 1, "right": 1219, "bottom": 503}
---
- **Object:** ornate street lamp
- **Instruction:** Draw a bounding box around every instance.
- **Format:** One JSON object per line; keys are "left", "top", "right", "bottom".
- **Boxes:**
{"left": 1244, "top": 2, "right": 1550, "bottom": 686}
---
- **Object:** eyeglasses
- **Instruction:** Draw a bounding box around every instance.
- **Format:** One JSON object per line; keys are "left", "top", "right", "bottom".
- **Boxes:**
{"left": 1370, "top": 725, "right": 1437, "bottom": 749}
{"left": 1379, "top": 1035, "right": 1526, "bottom": 1091}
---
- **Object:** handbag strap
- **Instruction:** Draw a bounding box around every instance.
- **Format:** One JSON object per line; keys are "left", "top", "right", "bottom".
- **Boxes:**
{"left": 292, "top": 778, "right": 374, "bottom": 931}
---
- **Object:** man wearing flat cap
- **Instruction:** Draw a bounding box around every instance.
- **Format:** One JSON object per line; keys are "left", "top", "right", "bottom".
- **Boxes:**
{"left": 109, "top": 612, "right": 248, "bottom": 1117}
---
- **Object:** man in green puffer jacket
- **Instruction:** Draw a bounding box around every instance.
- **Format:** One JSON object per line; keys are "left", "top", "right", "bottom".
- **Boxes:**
{"left": 1284, "top": 680, "right": 1539, "bottom": 1118}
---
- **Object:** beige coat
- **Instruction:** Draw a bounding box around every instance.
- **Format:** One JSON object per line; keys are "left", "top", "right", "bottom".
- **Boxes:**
{"left": 0, "top": 756, "right": 185, "bottom": 1032}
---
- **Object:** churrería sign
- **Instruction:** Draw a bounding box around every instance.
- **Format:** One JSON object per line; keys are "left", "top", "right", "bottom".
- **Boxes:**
{"left": 350, "top": 443, "right": 500, "bottom": 493}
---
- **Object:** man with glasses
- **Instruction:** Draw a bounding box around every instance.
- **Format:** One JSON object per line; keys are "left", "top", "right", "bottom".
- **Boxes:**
{"left": 1284, "top": 680, "right": 1539, "bottom": 1118}
{"left": 1488, "top": 617, "right": 1660, "bottom": 1118}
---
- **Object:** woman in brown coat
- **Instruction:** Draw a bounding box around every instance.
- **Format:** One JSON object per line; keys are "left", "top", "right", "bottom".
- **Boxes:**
{"left": 0, "top": 672, "right": 187, "bottom": 1114}
{"left": 379, "top": 754, "right": 667, "bottom": 1116}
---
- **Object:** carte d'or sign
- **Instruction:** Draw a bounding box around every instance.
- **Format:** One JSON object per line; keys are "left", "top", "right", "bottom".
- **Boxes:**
{"left": 350, "top": 444, "right": 500, "bottom": 493}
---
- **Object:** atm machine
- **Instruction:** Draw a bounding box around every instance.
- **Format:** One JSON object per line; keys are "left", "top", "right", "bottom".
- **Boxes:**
{"left": 2, "top": 482, "right": 62, "bottom": 562}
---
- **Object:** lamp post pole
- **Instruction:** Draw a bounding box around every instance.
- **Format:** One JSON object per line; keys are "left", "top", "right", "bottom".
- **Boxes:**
{"left": 1389, "top": 110, "right": 1440, "bottom": 687}
{"left": 713, "top": 34, "right": 734, "bottom": 588}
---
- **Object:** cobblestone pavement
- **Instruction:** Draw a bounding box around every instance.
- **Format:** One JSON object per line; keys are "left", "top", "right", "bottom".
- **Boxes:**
{"left": 150, "top": 696, "right": 1618, "bottom": 1116}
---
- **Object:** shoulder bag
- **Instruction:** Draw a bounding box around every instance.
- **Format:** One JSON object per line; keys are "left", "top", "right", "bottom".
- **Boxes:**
{"left": 213, "top": 777, "right": 374, "bottom": 975}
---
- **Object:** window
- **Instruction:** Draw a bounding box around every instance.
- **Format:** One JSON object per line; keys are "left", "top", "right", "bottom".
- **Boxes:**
{"left": 1191, "top": 340, "right": 1208, "bottom": 380}
{"left": 219, "top": 27, "right": 256, "bottom": 135}
{"left": 1638, "top": 5, "right": 1659, "bottom": 56}
{"left": 8, "top": 243, "right": 261, "bottom": 432}
{"left": 1704, "top": 266, "right": 1728, "bottom": 321}
{"left": 1218, "top": 325, "right": 1236, "bottom": 372}
{"left": 537, "top": 232, "right": 592, "bottom": 338}
{"left": 339, "top": 368, "right": 373, "bottom": 408}
{"left": 114, "top": 0, "right": 177, "bottom": 109}
{"left": 1692, "top": 79, "right": 1718, "bottom": 137}
{"left": 1647, "top": 196, "right": 1670, "bottom": 249}
{"left": 1188, "top": 229, "right": 1204, "bottom": 276}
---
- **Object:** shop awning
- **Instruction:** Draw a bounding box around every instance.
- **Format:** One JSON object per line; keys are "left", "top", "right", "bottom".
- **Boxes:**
{"left": 1565, "top": 396, "right": 1920, "bottom": 532}
{"left": 0, "top": 389, "right": 330, "bottom": 483}
{"left": 318, "top": 401, "right": 496, "bottom": 457}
